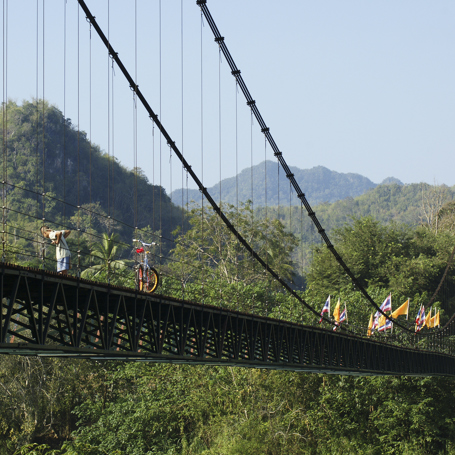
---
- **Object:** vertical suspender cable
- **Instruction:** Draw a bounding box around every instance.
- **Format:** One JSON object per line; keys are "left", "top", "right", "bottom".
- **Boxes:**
{"left": 250, "top": 109, "right": 253, "bottom": 222}
{"left": 264, "top": 140, "right": 267, "bottom": 222}
{"left": 151, "top": 120, "right": 155, "bottom": 234}
{"left": 111, "top": 48, "right": 115, "bottom": 240}
{"left": 110, "top": 3, "right": 117, "bottom": 278}
{"left": 235, "top": 80, "right": 238, "bottom": 212}
{"left": 151, "top": 112, "right": 155, "bottom": 236}
{"left": 133, "top": 0, "right": 138, "bottom": 241}
{"left": 180, "top": 0, "right": 185, "bottom": 298}
{"left": 1, "top": 0, "right": 6, "bottom": 262}
{"left": 200, "top": 8, "right": 204, "bottom": 302}
{"left": 106, "top": 0, "right": 111, "bottom": 284}
{"left": 218, "top": 39, "right": 222, "bottom": 305}
{"left": 1, "top": 0, "right": 3, "bottom": 261}
{"left": 150, "top": 4, "right": 156, "bottom": 243}
{"left": 63, "top": 0, "right": 66, "bottom": 226}
{"left": 77, "top": 4, "right": 81, "bottom": 275}
{"left": 289, "top": 181, "right": 292, "bottom": 233}
{"left": 300, "top": 203, "right": 304, "bottom": 295}
{"left": 264, "top": 136, "right": 268, "bottom": 316}
{"left": 290, "top": 179, "right": 294, "bottom": 317}
{"left": 218, "top": 44, "right": 221, "bottom": 206}
{"left": 35, "top": 0, "right": 41, "bottom": 265}
{"left": 250, "top": 107, "right": 254, "bottom": 313}
{"left": 167, "top": 4, "right": 173, "bottom": 242}
{"left": 42, "top": 0, "right": 45, "bottom": 264}
{"left": 104, "top": 0, "right": 111, "bottom": 330}
{"left": 297, "top": 203, "right": 304, "bottom": 321}
{"left": 169, "top": 131, "right": 172, "bottom": 239}
{"left": 235, "top": 77, "right": 239, "bottom": 309}
{"left": 159, "top": 0, "right": 162, "bottom": 272}
{"left": 89, "top": 21, "right": 92, "bottom": 270}
{"left": 277, "top": 155, "right": 280, "bottom": 224}
{"left": 107, "top": 0, "right": 110, "bottom": 236}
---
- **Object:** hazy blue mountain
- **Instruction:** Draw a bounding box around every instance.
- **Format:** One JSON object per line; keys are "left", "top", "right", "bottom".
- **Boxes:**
{"left": 381, "top": 176, "right": 404, "bottom": 186}
{"left": 171, "top": 160, "right": 383, "bottom": 207}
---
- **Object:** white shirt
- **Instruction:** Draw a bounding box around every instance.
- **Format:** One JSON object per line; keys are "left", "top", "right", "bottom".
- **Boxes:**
{"left": 49, "top": 231, "right": 70, "bottom": 260}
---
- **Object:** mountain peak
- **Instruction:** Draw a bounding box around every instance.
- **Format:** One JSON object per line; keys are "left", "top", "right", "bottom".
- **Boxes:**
{"left": 380, "top": 177, "right": 403, "bottom": 186}
{"left": 171, "top": 161, "right": 377, "bottom": 207}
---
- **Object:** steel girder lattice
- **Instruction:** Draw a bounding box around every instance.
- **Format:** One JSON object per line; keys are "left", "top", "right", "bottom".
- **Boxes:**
{"left": 1, "top": 263, "right": 454, "bottom": 376}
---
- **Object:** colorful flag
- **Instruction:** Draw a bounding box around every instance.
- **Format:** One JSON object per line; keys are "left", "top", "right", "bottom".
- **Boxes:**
{"left": 416, "top": 306, "right": 426, "bottom": 332}
{"left": 434, "top": 310, "right": 440, "bottom": 328}
{"left": 319, "top": 296, "right": 330, "bottom": 323}
{"left": 420, "top": 307, "right": 426, "bottom": 328}
{"left": 381, "top": 293, "right": 392, "bottom": 312}
{"left": 391, "top": 299, "right": 409, "bottom": 320}
{"left": 378, "top": 315, "right": 393, "bottom": 332}
{"left": 374, "top": 293, "right": 392, "bottom": 320}
{"left": 339, "top": 304, "right": 347, "bottom": 323}
{"left": 333, "top": 300, "right": 347, "bottom": 331}
{"left": 367, "top": 313, "right": 374, "bottom": 337}
{"left": 415, "top": 305, "right": 422, "bottom": 326}
{"left": 378, "top": 315, "right": 387, "bottom": 332}
{"left": 333, "top": 298, "right": 341, "bottom": 323}
{"left": 372, "top": 313, "right": 379, "bottom": 331}
{"left": 385, "top": 318, "right": 393, "bottom": 331}
{"left": 425, "top": 308, "right": 432, "bottom": 329}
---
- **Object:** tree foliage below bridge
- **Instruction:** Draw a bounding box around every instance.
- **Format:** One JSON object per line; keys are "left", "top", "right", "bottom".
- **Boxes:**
{"left": 5, "top": 205, "right": 455, "bottom": 455}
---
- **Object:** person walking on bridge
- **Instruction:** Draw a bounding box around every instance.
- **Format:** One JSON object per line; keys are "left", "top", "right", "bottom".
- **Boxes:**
{"left": 40, "top": 226, "right": 71, "bottom": 275}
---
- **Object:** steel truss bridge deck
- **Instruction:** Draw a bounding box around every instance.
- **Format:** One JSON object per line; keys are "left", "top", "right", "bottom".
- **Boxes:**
{"left": 0, "top": 263, "right": 454, "bottom": 376}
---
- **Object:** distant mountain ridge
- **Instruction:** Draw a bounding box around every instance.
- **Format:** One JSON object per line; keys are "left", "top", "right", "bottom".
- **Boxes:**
{"left": 170, "top": 160, "right": 402, "bottom": 207}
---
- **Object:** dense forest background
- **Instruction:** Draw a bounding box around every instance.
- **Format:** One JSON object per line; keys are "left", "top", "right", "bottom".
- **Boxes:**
{"left": 1, "top": 100, "right": 455, "bottom": 454}
{"left": 2, "top": 100, "right": 182, "bottom": 274}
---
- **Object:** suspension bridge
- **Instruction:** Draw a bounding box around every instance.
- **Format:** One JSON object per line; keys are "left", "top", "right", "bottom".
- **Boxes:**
{"left": 0, "top": 0, "right": 454, "bottom": 376}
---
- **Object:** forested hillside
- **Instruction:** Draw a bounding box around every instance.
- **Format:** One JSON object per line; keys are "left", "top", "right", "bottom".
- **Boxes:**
{"left": 1, "top": 100, "right": 182, "bottom": 269}
{"left": 171, "top": 161, "right": 381, "bottom": 207}
{"left": 262, "top": 182, "right": 455, "bottom": 240}
{"left": 253, "top": 182, "right": 455, "bottom": 280}
{"left": 309, "top": 182, "right": 455, "bottom": 228}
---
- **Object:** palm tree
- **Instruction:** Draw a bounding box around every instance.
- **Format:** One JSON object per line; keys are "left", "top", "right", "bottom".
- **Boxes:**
{"left": 81, "top": 233, "right": 128, "bottom": 280}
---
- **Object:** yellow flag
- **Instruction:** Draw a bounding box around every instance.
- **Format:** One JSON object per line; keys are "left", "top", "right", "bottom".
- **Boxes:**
{"left": 378, "top": 314, "right": 387, "bottom": 331}
{"left": 425, "top": 308, "right": 432, "bottom": 328}
{"left": 391, "top": 299, "right": 409, "bottom": 320}
{"left": 434, "top": 311, "right": 440, "bottom": 328}
{"left": 333, "top": 298, "right": 341, "bottom": 323}
{"left": 367, "top": 314, "right": 373, "bottom": 337}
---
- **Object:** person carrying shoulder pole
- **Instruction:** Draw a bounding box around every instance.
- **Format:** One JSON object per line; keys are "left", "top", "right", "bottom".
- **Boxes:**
{"left": 40, "top": 226, "right": 71, "bottom": 275}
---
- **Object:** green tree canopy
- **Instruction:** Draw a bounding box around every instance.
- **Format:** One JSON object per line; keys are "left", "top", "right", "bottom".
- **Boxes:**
{"left": 80, "top": 233, "right": 129, "bottom": 282}
{"left": 307, "top": 217, "right": 453, "bottom": 299}
{"left": 169, "top": 202, "right": 299, "bottom": 290}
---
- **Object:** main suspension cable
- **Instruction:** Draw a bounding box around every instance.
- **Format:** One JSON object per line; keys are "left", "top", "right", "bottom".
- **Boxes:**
{"left": 195, "top": 0, "right": 410, "bottom": 332}
{"left": 76, "top": 0, "right": 352, "bottom": 324}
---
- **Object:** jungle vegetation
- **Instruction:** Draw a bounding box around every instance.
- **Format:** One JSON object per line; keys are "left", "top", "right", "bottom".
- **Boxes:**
{"left": 1, "top": 100, "right": 455, "bottom": 454}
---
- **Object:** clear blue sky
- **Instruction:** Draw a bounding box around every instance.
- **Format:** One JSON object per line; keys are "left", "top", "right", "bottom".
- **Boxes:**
{"left": 3, "top": 0, "right": 455, "bottom": 196}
